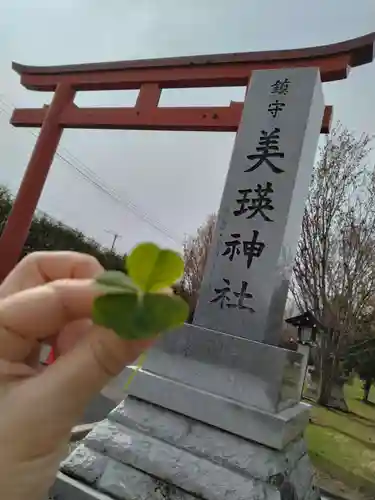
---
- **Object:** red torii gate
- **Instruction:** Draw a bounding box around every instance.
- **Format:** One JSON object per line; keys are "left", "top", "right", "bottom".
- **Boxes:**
{"left": 1, "top": 32, "right": 374, "bottom": 281}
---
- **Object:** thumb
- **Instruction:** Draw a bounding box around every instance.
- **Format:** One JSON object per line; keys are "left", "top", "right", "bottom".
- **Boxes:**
{"left": 15, "top": 325, "right": 154, "bottom": 445}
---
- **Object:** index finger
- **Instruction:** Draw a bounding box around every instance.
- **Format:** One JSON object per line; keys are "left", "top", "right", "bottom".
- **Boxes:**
{"left": 0, "top": 279, "right": 99, "bottom": 362}
{"left": 0, "top": 251, "right": 103, "bottom": 299}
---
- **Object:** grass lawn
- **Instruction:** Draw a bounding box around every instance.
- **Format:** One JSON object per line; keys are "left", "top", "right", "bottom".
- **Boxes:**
{"left": 306, "top": 378, "right": 375, "bottom": 498}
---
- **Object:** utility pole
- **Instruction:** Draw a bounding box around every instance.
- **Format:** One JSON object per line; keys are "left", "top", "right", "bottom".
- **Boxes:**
{"left": 105, "top": 230, "right": 122, "bottom": 252}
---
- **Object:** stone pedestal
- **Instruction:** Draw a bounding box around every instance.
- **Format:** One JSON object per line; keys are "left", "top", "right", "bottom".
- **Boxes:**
{"left": 52, "top": 68, "right": 325, "bottom": 499}
{"left": 53, "top": 325, "right": 321, "bottom": 499}
{"left": 102, "top": 324, "right": 310, "bottom": 450}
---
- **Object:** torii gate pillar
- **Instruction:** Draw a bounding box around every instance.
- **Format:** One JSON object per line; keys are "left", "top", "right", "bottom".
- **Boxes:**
{"left": 0, "top": 85, "right": 75, "bottom": 278}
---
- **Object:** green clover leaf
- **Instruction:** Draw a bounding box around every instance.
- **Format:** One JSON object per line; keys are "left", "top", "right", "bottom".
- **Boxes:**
{"left": 92, "top": 243, "right": 188, "bottom": 339}
{"left": 127, "top": 242, "right": 184, "bottom": 292}
{"left": 96, "top": 270, "right": 139, "bottom": 294}
{"left": 92, "top": 292, "right": 189, "bottom": 339}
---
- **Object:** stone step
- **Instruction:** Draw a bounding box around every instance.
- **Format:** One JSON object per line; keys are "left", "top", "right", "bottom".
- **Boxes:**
{"left": 59, "top": 397, "right": 319, "bottom": 500}
{"left": 60, "top": 445, "right": 197, "bottom": 500}
{"left": 49, "top": 472, "right": 113, "bottom": 500}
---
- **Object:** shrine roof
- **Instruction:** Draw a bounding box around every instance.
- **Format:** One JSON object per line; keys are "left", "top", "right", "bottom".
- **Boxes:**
{"left": 286, "top": 311, "right": 314, "bottom": 326}
{"left": 285, "top": 311, "right": 324, "bottom": 330}
{"left": 13, "top": 31, "right": 375, "bottom": 76}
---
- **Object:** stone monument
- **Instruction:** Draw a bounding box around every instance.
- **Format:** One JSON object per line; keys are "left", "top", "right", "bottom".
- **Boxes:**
{"left": 53, "top": 67, "right": 325, "bottom": 500}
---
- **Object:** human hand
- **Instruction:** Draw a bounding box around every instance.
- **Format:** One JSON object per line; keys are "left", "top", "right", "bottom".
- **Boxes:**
{"left": 0, "top": 251, "right": 155, "bottom": 500}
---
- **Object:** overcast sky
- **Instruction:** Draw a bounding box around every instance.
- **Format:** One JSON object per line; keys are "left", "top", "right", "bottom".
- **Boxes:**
{"left": 0, "top": 1, "right": 374, "bottom": 254}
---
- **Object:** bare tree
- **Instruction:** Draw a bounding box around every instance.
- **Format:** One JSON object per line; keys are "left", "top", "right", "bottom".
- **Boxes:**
{"left": 180, "top": 214, "right": 216, "bottom": 320}
{"left": 290, "top": 123, "right": 375, "bottom": 408}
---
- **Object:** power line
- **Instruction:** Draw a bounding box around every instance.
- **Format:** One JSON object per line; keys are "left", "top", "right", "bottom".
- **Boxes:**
{"left": 0, "top": 96, "right": 181, "bottom": 245}
{"left": 0, "top": 97, "right": 180, "bottom": 244}
{"left": 52, "top": 134, "right": 179, "bottom": 241}
{"left": 54, "top": 148, "right": 180, "bottom": 244}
